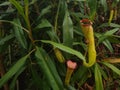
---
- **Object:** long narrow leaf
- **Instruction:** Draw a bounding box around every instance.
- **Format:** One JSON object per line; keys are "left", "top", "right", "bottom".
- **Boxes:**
{"left": 97, "top": 28, "right": 119, "bottom": 45}
{"left": 63, "top": 9, "right": 73, "bottom": 58}
{"left": 71, "top": 66, "right": 88, "bottom": 84}
{"left": 98, "top": 23, "right": 120, "bottom": 28}
{"left": 34, "top": 19, "right": 52, "bottom": 30}
{"left": 13, "top": 18, "right": 27, "bottom": 49}
{"left": 9, "top": 0, "right": 25, "bottom": 18}
{"left": 0, "top": 54, "right": 28, "bottom": 88}
{"left": 104, "top": 28, "right": 119, "bottom": 36}
{"left": 103, "top": 40, "right": 113, "bottom": 53}
{"left": 41, "top": 40, "right": 85, "bottom": 61}
{"left": 37, "top": 5, "right": 52, "bottom": 19}
{"left": 46, "top": 30, "right": 59, "bottom": 42}
{"left": 35, "top": 47, "right": 64, "bottom": 90}
{"left": 95, "top": 63, "right": 104, "bottom": 90}
{"left": 0, "top": 20, "right": 29, "bottom": 33}
{"left": 10, "top": 66, "right": 26, "bottom": 90}
{"left": 100, "top": 0, "right": 107, "bottom": 12}
{"left": 0, "top": 1, "right": 11, "bottom": 6}
{"left": 63, "top": 10, "right": 73, "bottom": 48}
{"left": 102, "top": 62, "right": 120, "bottom": 75}
{"left": 0, "top": 34, "right": 14, "bottom": 45}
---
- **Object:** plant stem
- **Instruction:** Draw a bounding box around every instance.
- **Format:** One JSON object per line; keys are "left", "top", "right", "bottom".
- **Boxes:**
{"left": 65, "top": 68, "right": 74, "bottom": 85}
{"left": 24, "top": 1, "right": 35, "bottom": 45}
{"left": 54, "top": 1, "right": 60, "bottom": 33}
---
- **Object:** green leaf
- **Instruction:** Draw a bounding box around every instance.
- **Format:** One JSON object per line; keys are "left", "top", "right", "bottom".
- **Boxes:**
{"left": 78, "top": 72, "right": 88, "bottom": 86}
{"left": 24, "top": 0, "right": 29, "bottom": 5}
{"left": 95, "top": 63, "right": 104, "bottom": 90}
{"left": 107, "top": 36, "right": 120, "bottom": 43}
{"left": 37, "top": 5, "right": 52, "bottom": 19}
{"left": 0, "top": 34, "right": 14, "bottom": 53}
{"left": 73, "top": 42, "right": 87, "bottom": 51}
{"left": 31, "top": 67, "right": 43, "bottom": 89}
{"left": 46, "top": 30, "right": 59, "bottom": 42}
{"left": 97, "top": 28, "right": 119, "bottom": 45}
{"left": 34, "top": 19, "right": 52, "bottom": 30}
{"left": 0, "top": 34, "right": 14, "bottom": 45}
{"left": 9, "top": 0, "right": 25, "bottom": 18}
{"left": 29, "top": 0, "right": 37, "bottom": 5}
{"left": 112, "top": 0, "right": 119, "bottom": 7}
{"left": 71, "top": 66, "right": 88, "bottom": 83}
{"left": 102, "top": 62, "right": 120, "bottom": 75}
{"left": 103, "top": 40, "right": 113, "bottom": 53}
{"left": 0, "top": 1, "right": 11, "bottom": 6}
{"left": 66, "top": 85, "right": 76, "bottom": 90}
{"left": 99, "top": 67, "right": 108, "bottom": 80}
{"left": 59, "top": 0, "right": 66, "bottom": 24}
{"left": 10, "top": 66, "right": 26, "bottom": 90}
{"left": 13, "top": 18, "right": 27, "bottom": 49}
{"left": 87, "top": 0, "right": 97, "bottom": 20}
{"left": 100, "top": 0, "right": 107, "bottom": 12}
{"left": 35, "top": 47, "right": 64, "bottom": 90}
{"left": 71, "top": 12, "right": 89, "bottom": 20}
{"left": 63, "top": 9, "right": 74, "bottom": 58}
{"left": 98, "top": 23, "right": 120, "bottom": 28}
{"left": 104, "top": 28, "right": 119, "bottom": 36}
{"left": 0, "top": 54, "right": 28, "bottom": 88}
{"left": 63, "top": 10, "right": 73, "bottom": 48}
{"left": 41, "top": 40, "right": 85, "bottom": 61}
{"left": 0, "top": 20, "right": 29, "bottom": 33}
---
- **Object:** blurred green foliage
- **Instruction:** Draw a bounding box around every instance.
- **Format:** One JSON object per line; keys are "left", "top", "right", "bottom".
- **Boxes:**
{"left": 0, "top": 0, "right": 120, "bottom": 90}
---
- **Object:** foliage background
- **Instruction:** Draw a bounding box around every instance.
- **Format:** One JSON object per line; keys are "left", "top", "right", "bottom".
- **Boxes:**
{"left": 0, "top": 0, "right": 120, "bottom": 90}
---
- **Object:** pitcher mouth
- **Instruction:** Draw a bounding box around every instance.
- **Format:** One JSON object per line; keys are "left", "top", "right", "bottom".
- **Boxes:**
{"left": 80, "top": 19, "right": 92, "bottom": 26}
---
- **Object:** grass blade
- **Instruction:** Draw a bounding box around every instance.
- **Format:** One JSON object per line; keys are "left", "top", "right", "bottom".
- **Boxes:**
{"left": 9, "top": 0, "right": 25, "bottom": 18}
{"left": 13, "top": 18, "right": 28, "bottom": 49}
{"left": 41, "top": 40, "right": 85, "bottom": 61}
{"left": 102, "top": 62, "right": 120, "bottom": 75}
{"left": 95, "top": 63, "right": 104, "bottom": 90}
{"left": 35, "top": 47, "right": 64, "bottom": 90}
{"left": 71, "top": 66, "right": 88, "bottom": 84}
{"left": 104, "top": 28, "right": 119, "bottom": 36}
{"left": 0, "top": 34, "right": 14, "bottom": 45}
{"left": 103, "top": 40, "right": 113, "bottom": 53}
{"left": 10, "top": 66, "right": 26, "bottom": 90}
{"left": 34, "top": 19, "right": 52, "bottom": 30}
{"left": 0, "top": 1, "right": 11, "bottom": 6}
{"left": 0, "top": 54, "right": 29, "bottom": 88}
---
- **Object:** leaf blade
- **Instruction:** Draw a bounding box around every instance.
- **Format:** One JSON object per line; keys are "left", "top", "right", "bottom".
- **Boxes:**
{"left": 102, "top": 62, "right": 120, "bottom": 75}
{"left": 0, "top": 54, "right": 28, "bottom": 88}
{"left": 41, "top": 40, "right": 85, "bottom": 61}
{"left": 35, "top": 47, "right": 64, "bottom": 90}
{"left": 13, "top": 18, "right": 28, "bottom": 49}
{"left": 63, "top": 10, "right": 73, "bottom": 48}
{"left": 95, "top": 63, "right": 104, "bottom": 90}
{"left": 9, "top": 0, "right": 25, "bottom": 18}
